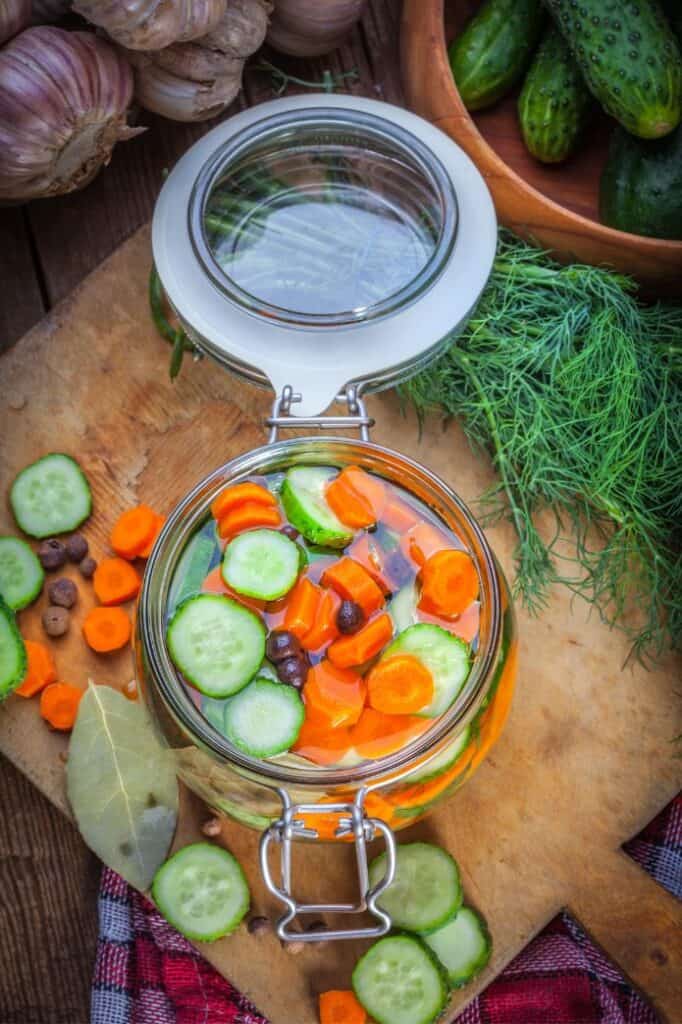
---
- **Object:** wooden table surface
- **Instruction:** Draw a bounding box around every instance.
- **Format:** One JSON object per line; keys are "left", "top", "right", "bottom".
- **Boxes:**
{"left": 0, "top": 5, "right": 401, "bottom": 1021}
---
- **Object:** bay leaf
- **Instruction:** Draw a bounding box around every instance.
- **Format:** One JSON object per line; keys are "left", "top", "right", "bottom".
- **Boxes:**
{"left": 66, "top": 682, "right": 179, "bottom": 891}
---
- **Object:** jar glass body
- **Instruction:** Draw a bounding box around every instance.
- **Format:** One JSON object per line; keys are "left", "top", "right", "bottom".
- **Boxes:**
{"left": 136, "top": 437, "right": 517, "bottom": 835}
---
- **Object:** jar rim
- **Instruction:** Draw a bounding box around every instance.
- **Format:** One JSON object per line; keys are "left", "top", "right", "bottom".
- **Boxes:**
{"left": 138, "top": 437, "right": 502, "bottom": 788}
{"left": 188, "top": 107, "right": 458, "bottom": 329}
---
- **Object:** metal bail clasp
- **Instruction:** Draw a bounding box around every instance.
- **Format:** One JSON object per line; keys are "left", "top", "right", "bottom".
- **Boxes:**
{"left": 266, "top": 384, "right": 374, "bottom": 443}
{"left": 259, "top": 788, "right": 396, "bottom": 943}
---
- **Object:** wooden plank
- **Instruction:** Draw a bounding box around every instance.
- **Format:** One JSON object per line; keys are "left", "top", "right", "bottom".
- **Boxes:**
{"left": 0, "top": 208, "right": 45, "bottom": 353}
{"left": 0, "top": 225, "right": 680, "bottom": 1024}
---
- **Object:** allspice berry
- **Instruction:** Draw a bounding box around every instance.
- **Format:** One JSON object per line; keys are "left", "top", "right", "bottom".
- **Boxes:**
{"left": 42, "top": 605, "right": 70, "bottom": 637}
{"left": 37, "top": 539, "right": 67, "bottom": 572}
{"left": 47, "top": 577, "right": 78, "bottom": 609}
{"left": 79, "top": 556, "right": 97, "bottom": 579}
{"left": 66, "top": 533, "right": 89, "bottom": 563}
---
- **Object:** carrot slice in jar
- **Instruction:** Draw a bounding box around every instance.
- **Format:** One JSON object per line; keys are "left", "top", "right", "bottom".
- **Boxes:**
{"left": 326, "top": 466, "right": 386, "bottom": 528}
{"left": 283, "top": 577, "right": 320, "bottom": 639}
{"left": 321, "top": 557, "right": 384, "bottom": 617}
{"left": 211, "top": 482, "right": 277, "bottom": 520}
{"left": 327, "top": 612, "right": 393, "bottom": 669}
{"left": 217, "top": 501, "right": 281, "bottom": 538}
{"left": 366, "top": 654, "right": 434, "bottom": 715}
{"left": 300, "top": 588, "right": 340, "bottom": 652}
{"left": 348, "top": 534, "right": 392, "bottom": 594}
{"left": 401, "top": 521, "right": 453, "bottom": 567}
{"left": 303, "top": 661, "right": 366, "bottom": 728}
{"left": 350, "top": 708, "right": 430, "bottom": 759}
{"left": 292, "top": 716, "right": 353, "bottom": 765}
{"left": 419, "top": 549, "right": 479, "bottom": 618}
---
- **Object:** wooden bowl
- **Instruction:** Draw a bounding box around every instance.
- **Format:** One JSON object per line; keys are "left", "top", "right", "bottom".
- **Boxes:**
{"left": 401, "top": 0, "right": 682, "bottom": 296}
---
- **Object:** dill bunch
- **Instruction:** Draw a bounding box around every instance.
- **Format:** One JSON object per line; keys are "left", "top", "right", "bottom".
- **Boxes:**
{"left": 405, "top": 232, "right": 682, "bottom": 661}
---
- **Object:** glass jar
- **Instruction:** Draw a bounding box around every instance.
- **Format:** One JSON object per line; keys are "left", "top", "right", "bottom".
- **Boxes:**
{"left": 144, "top": 94, "right": 511, "bottom": 941}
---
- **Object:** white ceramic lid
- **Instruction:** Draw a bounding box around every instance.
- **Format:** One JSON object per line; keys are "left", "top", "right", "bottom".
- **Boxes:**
{"left": 152, "top": 94, "right": 497, "bottom": 417}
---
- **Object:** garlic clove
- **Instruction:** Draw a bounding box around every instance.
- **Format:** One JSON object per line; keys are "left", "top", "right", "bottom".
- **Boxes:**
{"left": 0, "top": 27, "right": 144, "bottom": 201}
{"left": 73, "top": 0, "right": 228, "bottom": 52}
{"left": 0, "top": 0, "right": 31, "bottom": 45}
{"left": 131, "top": 60, "right": 242, "bottom": 122}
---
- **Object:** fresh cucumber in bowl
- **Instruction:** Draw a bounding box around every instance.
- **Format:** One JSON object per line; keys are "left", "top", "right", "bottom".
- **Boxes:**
{"left": 368, "top": 841, "right": 462, "bottom": 933}
{"left": 0, "top": 536, "right": 44, "bottom": 611}
{"left": 353, "top": 934, "right": 448, "bottom": 1024}
{"left": 281, "top": 467, "right": 354, "bottom": 548}
{"left": 10, "top": 453, "right": 92, "bottom": 538}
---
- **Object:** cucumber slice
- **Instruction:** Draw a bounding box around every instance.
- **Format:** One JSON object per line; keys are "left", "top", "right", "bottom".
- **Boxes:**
{"left": 167, "top": 594, "right": 265, "bottom": 698}
{"left": 222, "top": 529, "right": 299, "bottom": 601}
{"left": 0, "top": 597, "right": 27, "bottom": 698}
{"left": 10, "top": 453, "right": 92, "bottom": 539}
{"left": 152, "top": 842, "right": 249, "bottom": 941}
{"left": 256, "top": 658, "right": 279, "bottom": 682}
{"left": 389, "top": 582, "right": 418, "bottom": 633}
{"left": 169, "top": 523, "right": 218, "bottom": 613}
{"left": 202, "top": 696, "right": 227, "bottom": 734}
{"left": 369, "top": 841, "right": 462, "bottom": 932}
{"left": 353, "top": 934, "right": 448, "bottom": 1024}
{"left": 224, "top": 677, "right": 304, "bottom": 757}
{"left": 0, "top": 536, "right": 44, "bottom": 610}
{"left": 422, "top": 905, "right": 492, "bottom": 987}
{"left": 385, "top": 624, "right": 471, "bottom": 718}
{"left": 281, "top": 467, "right": 354, "bottom": 548}
{"left": 402, "top": 726, "right": 472, "bottom": 784}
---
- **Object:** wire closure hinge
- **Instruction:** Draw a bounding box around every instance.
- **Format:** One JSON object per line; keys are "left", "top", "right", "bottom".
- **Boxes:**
{"left": 259, "top": 789, "right": 396, "bottom": 943}
{"left": 266, "top": 384, "right": 374, "bottom": 443}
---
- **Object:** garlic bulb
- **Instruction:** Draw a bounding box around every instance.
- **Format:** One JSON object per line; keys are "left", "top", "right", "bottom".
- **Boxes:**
{"left": 267, "top": 0, "right": 367, "bottom": 58}
{"left": 0, "top": 0, "right": 31, "bottom": 44}
{"left": 0, "top": 27, "right": 144, "bottom": 201}
{"left": 125, "top": 0, "right": 270, "bottom": 122}
{"left": 73, "top": 0, "right": 227, "bottom": 51}
{"left": 31, "top": 0, "right": 71, "bottom": 23}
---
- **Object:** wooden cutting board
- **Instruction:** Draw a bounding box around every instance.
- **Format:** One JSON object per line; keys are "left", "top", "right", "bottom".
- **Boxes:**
{"left": 1, "top": 227, "right": 680, "bottom": 1024}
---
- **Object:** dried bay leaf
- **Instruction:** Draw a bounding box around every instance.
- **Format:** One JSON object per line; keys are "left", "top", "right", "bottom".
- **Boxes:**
{"left": 67, "top": 682, "right": 178, "bottom": 890}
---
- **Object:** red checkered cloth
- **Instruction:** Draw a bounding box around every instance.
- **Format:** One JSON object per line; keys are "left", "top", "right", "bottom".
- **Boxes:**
{"left": 92, "top": 795, "right": 680, "bottom": 1024}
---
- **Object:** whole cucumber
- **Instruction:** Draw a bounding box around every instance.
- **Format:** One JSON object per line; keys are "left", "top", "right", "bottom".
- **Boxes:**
{"left": 449, "top": 0, "right": 545, "bottom": 111}
{"left": 543, "top": 0, "right": 682, "bottom": 139}
{"left": 599, "top": 122, "right": 682, "bottom": 238}
{"left": 518, "top": 24, "right": 591, "bottom": 162}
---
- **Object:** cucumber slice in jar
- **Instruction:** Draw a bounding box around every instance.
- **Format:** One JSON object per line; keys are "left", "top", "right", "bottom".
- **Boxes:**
{"left": 222, "top": 529, "right": 299, "bottom": 601}
{"left": 368, "top": 841, "right": 462, "bottom": 933}
{"left": 152, "top": 842, "right": 250, "bottom": 941}
{"left": 223, "top": 676, "right": 304, "bottom": 757}
{"left": 10, "top": 453, "right": 92, "bottom": 539}
{"left": 422, "top": 905, "right": 492, "bottom": 987}
{"left": 389, "top": 582, "right": 418, "bottom": 633}
{"left": 0, "top": 597, "right": 27, "bottom": 698}
{"left": 281, "top": 467, "right": 354, "bottom": 548}
{"left": 385, "top": 624, "right": 471, "bottom": 718}
{"left": 353, "top": 934, "right": 448, "bottom": 1024}
{"left": 169, "top": 524, "right": 218, "bottom": 612}
{"left": 167, "top": 594, "right": 265, "bottom": 698}
{"left": 0, "top": 536, "right": 44, "bottom": 611}
{"left": 403, "top": 726, "right": 472, "bottom": 783}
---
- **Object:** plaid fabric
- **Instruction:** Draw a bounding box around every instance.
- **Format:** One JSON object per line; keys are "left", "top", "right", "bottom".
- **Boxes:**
{"left": 93, "top": 794, "right": 680, "bottom": 1024}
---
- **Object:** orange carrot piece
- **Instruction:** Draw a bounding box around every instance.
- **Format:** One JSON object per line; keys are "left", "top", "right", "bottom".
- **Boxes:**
{"left": 217, "top": 501, "right": 281, "bottom": 539}
{"left": 380, "top": 499, "right": 420, "bottom": 534}
{"left": 300, "top": 588, "right": 340, "bottom": 652}
{"left": 40, "top": 683, "right": 82, "bottom": 731}
{"left": 326, "top": 478, "right": 375, "bottom": 529}
{"left": 348, "top": 534, "right": 392, "bottom": 594}
{"left": 138, "top": 514, "right": 166, "bottom": 558}
{"left": 321, "top": 557, "right": 384, "bottom": 617}
{"left": 367, "top": 654, "right": 434, "bottom": 715}
{"left": 283, "top": 576, "right": 321, "bottom": 639}
{"left": 393, "top": 746, "right": 476, "bottom": 809}
{"left": 327, "top": 612, "right": 393, "bottom": 669}
{"left": 15, "top": 640, "right": 57, "bottom": 698}
{"left": 83, "top": 606, "right": 131, "bottom": 653}
{"left": 401, "top": 522, "right": 453, "bottom": 567}
{"left": 419, "top": 549, "right": 479, "bottom": 619}
{"left": 298, "top": 795, "right": 356, "bottom": 841}
{"left": 211, "top": 482, "right": 277, "bottom": 521}
{"left": 319, "top": 990, "right": 367, "bottom": 1024}
{"left": 292, "top": 717, "right": 353, "bottom": 765}
{"left": 111, "top": 504, "right": 158, "bottom": 560}
{"left": 93, "top": 558, "right": 141, "bottom": 606}
{"left": 304, "top": 661, "right": 366, "bottom": 728}
{"left": 350, "top": 707, "right": 430, "bottom": 759}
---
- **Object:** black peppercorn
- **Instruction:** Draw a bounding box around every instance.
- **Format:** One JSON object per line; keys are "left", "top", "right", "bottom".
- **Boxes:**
{"left": 266, "top": 629, "right": 302, "bottom": 663}
{"left": 277, "top": 655, "right": 309, "bottom": 689}
{"left": 280, "top": 524, "right": 299, "bottom": 540}
{"left": 336, "top": 599, "right": 365, "bottom": 635}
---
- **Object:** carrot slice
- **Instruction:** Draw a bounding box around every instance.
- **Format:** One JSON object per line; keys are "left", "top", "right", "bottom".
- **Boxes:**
{"left": 392, "top": 746, "right": 476, "bottom": 810}
{"left": 15, "top": 640, "right": 57, "bottom": 698}
{"left": 319, "top": 990, "right": 367, "bottom": 1024}
{"left": 292, "top": 717, "right": 353, "bottom": 765}
{"left": 300, "top": 588, "right": 340, "bottom": 652}
{"left": 217, "top": 502, "right": 282, "bottom": 539}
{"left": 419, "top": 549, "right": 479, "bottom": 618}
{"left": 111, "top": 504, "right": 158, "bottom": 560}
{"left": 83, "top": 606, "right": 131, "bottom": 652}
{"left": 348, "top": 534, "right": 392, "bottom": 594}
{"left": 40, "top": 682, "right": 82, "bottom": 731}
{"left": 138, "top": 513, "right": 166, "bottom": 558}
{"left": 298, "top": 794, "right": 355, "bottom": 841}
{"left": 321, "top": 557, "right": 384, "bottom": 617}
{"left": 211, "top": 482, "right": 277, "bottom": 521}
{"left": 350, "top": 707, "right": 430, "bottom": 759}
{"left": 304, "top": 661, "right": 366, "bottom": 728}
{"left": 326, "top": 467, "right": 386, "bottom": 529}
{"left": 327, "top": 612, "right": 393, "bottom": 669}
{"left": 381, "top": 499, "right": 420, "bottom": 534}
{"left": 283, "top": 576, "right": 320, "bottom": 639}
{"left": 401, "top": 522, "right": 453, "bottom": 567}
{"left": 93, "top": 558, "right": 141, "bottom": 606}
{"left": 367, "top": 654, "right": 434, "bottom": 715}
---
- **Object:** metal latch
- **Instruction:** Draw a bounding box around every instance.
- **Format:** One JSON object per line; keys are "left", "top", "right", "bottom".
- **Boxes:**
{"left": 266, "top": 384, "right": 374, "bottom": 443}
